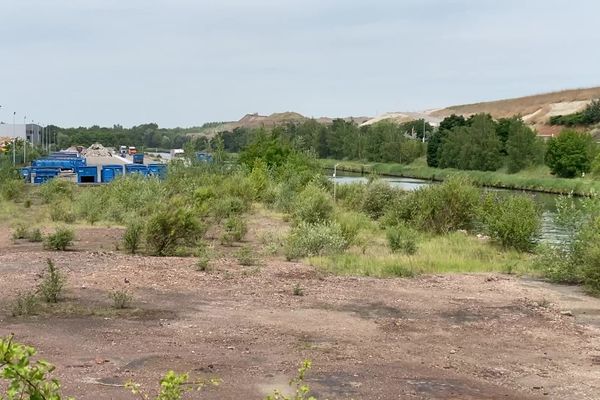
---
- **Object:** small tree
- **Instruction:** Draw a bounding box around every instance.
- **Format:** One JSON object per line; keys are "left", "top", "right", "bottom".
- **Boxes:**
{"left": 38, "top": 259, "right": 66, "bottom": 303}
{"left": 545, "top": 130, "right": 595, "bottom": 178}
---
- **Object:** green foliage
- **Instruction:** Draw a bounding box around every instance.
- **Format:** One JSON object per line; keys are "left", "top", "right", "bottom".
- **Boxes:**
{"left": 427, "top": 114, "right": 467, "bottom": 167}
{"left": 479, "top": 194, "right": 541, "bottom": 251}
{"left": 438, "top": 114, "right": 503, "bottom": 171}
{"left": 11, "top": 224, "right": 28, "bottom": 240}
{"left": 220, "top": 216, "right": 248, "bottom": 245}
{"left": 39, "top": 179, "right": 75, "bottom": 204}
{"left": 11, "top": 292, "right": 39, "bottom": 317}
{"left": 145, "top": 207, "right": 203, "bottom": 256}
{"left": 126, "top": 370, "right": 220, "bottom": 400}
{"left": 49, "top": 201, "right": 77, "bottom": 223}
{"left": 0, "top": 178, "right": 25, "bottom": 201}
{"left": 292, "top": 184, "right": 334, "bottom": 224}
{"left": 110, "top": 290, "right": 133, "bottom": 309}
{"left": 0, "top": 336, "right": 69, "bottom": 400}
{"left": 195, "top": 241, "right": 213, "bottom": 271}
{"left": 38, "top": 259, "right": 66, "bottom": 303}
{"left": 505, "top": 119, "right": 545, "bottom": 173}
{"left": 549, "top": 99, "right": 600, "bottom": 126}
{"left": 264, "top": 360, "right": 316, "bottom": 400}
{"left": 240, "top": 129, "right": 292, "bottom": 169}
{"left": 27, "top": 228, "right": 44, "bottom": 243}
{"left": 123, "top": 221, "right": 144, "bottom": 254}
{"left": 545, "top": 130, "right": 595, "bottom": 178}
{"left": 334, "top": 210, "right": 372, "bottom": 246}
{"left": 361, "top": 180, "right": 396, "bottom": 219}
{"left": 386, "top": 224, "right": 418, "bottom": 255}
{"left": 383, "top": 177, "right": 479, "bottom": 234}
{"left": 590, "top": 152, "right": 600, "bottom": 177}
{"left": 235, "top": 245, "right": 259, "bottom": 266}
{"left": 44, "top": 227, "right": 75, "bottom": 251}
{"left": 211, "top": 196, "right": 248, "bottom": 222}
{"left": 285, "top": 222, "right": 347, "bottom": 260}
{"left": 292, "top": 283, "right": 304, "bottom": 296}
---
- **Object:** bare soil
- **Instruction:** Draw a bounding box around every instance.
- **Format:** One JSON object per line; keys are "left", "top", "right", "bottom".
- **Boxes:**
{"left": 1, "top": 226, "right": 600, "bottom": 399}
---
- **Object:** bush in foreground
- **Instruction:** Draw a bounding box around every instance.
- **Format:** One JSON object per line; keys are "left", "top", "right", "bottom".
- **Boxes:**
{"left": 285, "top": 221, "right": 347, "bottom": 260}
{"left": 386, "top": 224, "right": 418, "bottom": 255}
{"left": 38, "top": 259, "right": 66, "bottom": 303}
{"left": 44, "top": 227, "right": 74, "bottom": 251}
{"left": 145, "top": 207, "right": 203, "bottom": 256}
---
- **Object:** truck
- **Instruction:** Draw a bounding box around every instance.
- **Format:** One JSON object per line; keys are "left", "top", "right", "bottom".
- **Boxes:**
{"left": 170, "top": 149, "right": 185, "bottom": 159}
{"left": 128, "top": 146, "right": 137, "bottom": 155}
{"left": 119, "top": 146, "right": 127, "bottom": 156}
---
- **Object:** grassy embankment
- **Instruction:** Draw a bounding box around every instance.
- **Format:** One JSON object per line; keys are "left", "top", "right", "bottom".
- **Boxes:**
{"left": 322, "top": 158, "right": 600, "bottom": 196}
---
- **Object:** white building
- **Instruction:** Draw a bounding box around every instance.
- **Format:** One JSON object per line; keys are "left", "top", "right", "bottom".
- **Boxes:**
{"left": 0, "top": 123, "right": 43, "bottom": 145}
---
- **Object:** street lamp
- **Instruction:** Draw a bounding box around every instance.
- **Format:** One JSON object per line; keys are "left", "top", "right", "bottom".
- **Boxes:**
{"left": 333, "top": 163, "right": 340, "bottom": 203}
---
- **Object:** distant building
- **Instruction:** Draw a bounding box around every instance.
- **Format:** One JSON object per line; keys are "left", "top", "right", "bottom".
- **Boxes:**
{"left": 0, "top": 123, "right": 43, "bottom": 145}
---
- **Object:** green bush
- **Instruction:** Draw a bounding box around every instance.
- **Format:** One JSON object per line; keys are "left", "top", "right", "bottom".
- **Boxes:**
{"left": 11, "top": 292, "right": 39, "bottom": 316}
{"left": 361, "top": 180, "right": 396, "bottom": 219}
{"left": 76, "top": 188, "right": 103, "bottom": 225}
{"left": 293, "top": 184, "right": 334, "bottom": 224}
{"left": 195, "top": 241, "right": 213, "bottom": 271}
{"left": 145, "top": 207, "right": 203, "bottom": 256}
{"left": 535, "top": 245, "right": 579, "bottom": 284}
{"left": 49, "top": 201, "right": 77, "bottom": 223}
{"left": 386, "top": 224, "right": 418, "bottom": 255}
{"left": 285, "top": 222, "right": 347, "bottom": 260}
{"left": 39, "top": 179, "right": 75, "bottom": 204}
{"left": 110, "top": 290, "right": 133, "bottom": 309}
{"left": 211, "top": 196, "right": 248, "bottom": 222}
{"left": 0, "top": 178, "right": 25, "bottom": 201}
{"left": 383, "top": 176, "right": 479, "bottom": 234}
{"left": 27, "top": 228, "right": 43, "bottom": 243}
{"left": 38, "top": 259, "right": 66, "bottom": 303}
{"left": 11, "top": 224, "right": 28, "bottom": 240}
{"left": 479, "top": 194, "right": 541, "bottom": 251}
{"left": 334, "top": 210, "right": 372, "bottom": 246}
{"left": 335, "top": 183, "right": 366, "bottom": 210}
{"left": 235, "top": 245, "right": 259, "bottom": 266}
{"left": 545, "top": 130, "right": 595, "bottom": 178}
{"left": 220, "top": 216, "right": 248, "bottom": 245}
{"left": 123, "top": 221, "right": 144, "bottom": 254}
{"left": 44, "top": 227, "right": 74, "bottom": 251}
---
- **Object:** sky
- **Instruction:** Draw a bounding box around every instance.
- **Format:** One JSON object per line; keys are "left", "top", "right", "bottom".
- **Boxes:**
{"left": 0, "top": 0, "right": 599, "bottom": 128}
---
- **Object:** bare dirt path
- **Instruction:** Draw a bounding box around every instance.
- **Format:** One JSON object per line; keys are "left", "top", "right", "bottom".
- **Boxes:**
{"left": 1, "top": 231, "right": 600, "bottom": 399}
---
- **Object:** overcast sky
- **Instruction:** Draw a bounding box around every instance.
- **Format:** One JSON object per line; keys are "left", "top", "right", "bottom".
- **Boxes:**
{"left": 1, "top": 0, "right": 599, "bottom": 128}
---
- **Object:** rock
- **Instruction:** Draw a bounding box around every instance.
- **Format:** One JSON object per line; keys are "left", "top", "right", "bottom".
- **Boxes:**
{"left": 561, "top": 310, "right": 574, "bottom": 316}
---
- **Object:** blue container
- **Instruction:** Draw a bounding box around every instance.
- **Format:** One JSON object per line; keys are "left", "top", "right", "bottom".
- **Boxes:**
{"left": 19, "top": 167, "right": 31, "bottom": 182}
{"left": 147, "top": 163, "right": 167, "bottom": 179}
{"left": 125, "top": 164, "right": 149, "bottom": 176}
{"left": 31, "top": 167, "right": 61, "bottom": 184}
{"left": 133, "top": 153, "right": 144, "bottom": 164}
{"left": 76, "top": 166, "right": 98, "bottom": 183}
{"left": 49, "top": 152, "right": 81, "bottom": 159}
{"left": 101, "top": 165, "right": 124, "bottom": 183}
{"left": 196, "top": 152, "right": 213, "bottom": 162}
{"left": 32, "top": 157, "right": 86, "bottom": 170}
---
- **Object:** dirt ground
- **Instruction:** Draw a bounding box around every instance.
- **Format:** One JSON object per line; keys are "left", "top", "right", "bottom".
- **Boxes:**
{"left": 1, "top": 225, "right": 600, "bottom": 400}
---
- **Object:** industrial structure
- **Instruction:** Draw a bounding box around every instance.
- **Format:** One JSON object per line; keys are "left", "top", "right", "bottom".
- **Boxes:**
{"left": 0, "top": 123, "right": 44, "bottom": 146}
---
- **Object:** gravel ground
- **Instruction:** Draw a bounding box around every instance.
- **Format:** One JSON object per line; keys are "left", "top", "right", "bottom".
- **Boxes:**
{"left": 1, "top": 227, "right": 600, "bottom": 399}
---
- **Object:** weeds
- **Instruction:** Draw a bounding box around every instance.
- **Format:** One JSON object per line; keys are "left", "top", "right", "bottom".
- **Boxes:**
{"left": 11, "top": 292, "right": 39, "bottom": 316}
{"left": 110, "top": 290, "right": 133, "bottom": 309}
{"left": 293, "top": 283, "right": 304, "bottom": 296}
{"left": 11, "top": 224, "right": 28, "bottom": 240}
{"left": 285, "top": 222, "right": 347, "bottom": 260}
{"left": 220, "top": 216, "right": 247, "bottom": 245}
{"left": 38, "top": 259, "right": 66, "bottom": 303}
{"left": 27, "top": 228, "right": 43, "bottom": 243}
{"left": 123, "top": 221, "right": 144, "bottom": 254}
{"left": 386, "top": 224, "right": 418, "bottom": 255}
{"left": 235, "top": 245, "right": 259, "bottom": 266}
{"left": 44, "top": 227, "right": 74, "bottom": 251}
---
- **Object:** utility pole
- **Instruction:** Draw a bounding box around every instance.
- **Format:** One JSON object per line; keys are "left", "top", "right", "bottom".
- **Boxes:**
{"left": 12, "top": 112, "right": 16, "bottom": 165}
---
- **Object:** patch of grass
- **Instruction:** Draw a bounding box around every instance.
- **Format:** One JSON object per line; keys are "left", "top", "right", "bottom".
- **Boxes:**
{"left": 11, "top": 224, "right": 28, "bottom": 240}
{"left": 220, "top": 216, "right": 247, "bottom": 245}
{"left": 123, "top": 221, "right": 144, "bottom": 254}
{"left": 11, "top": 292, "right": 39, "bottom": 316}
{"left": 310, "top": 232, "right": 534, "bottom": 277}
{"left": 44, "top": 227, "right": 75, "bottom": 251}
{"left": 27, "top": 228, "right": 43, "bottom": 243}
{"left": 293, "top": 283, "right": 304, "bottom": 296}
{"left": 110, "top": 290, "right": 133, "bottom": 309}
{"left": 235, "top": 245, "right": 259, "bottom": 266}
{"left": 38, "top": 259, "right": 66, "bottom": 303}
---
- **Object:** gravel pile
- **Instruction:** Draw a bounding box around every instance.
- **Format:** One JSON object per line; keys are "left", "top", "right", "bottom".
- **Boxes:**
{"left": 85, "top": 143, "right": 112, "bottom": 157}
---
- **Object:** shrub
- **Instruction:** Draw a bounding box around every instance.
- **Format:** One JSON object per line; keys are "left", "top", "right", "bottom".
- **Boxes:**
{"left": 123, "top": 221, "right": 144, "bottom": 254}
{"left": 110, "top": 290, "right": 133, "bottom": 309}
{"left": 479, "top": 194, "right": 541, "bottom": 251}
{"left": 293, "top": 184, "right": 334, "bottom": 224}
{"left": 211, "top": 196, "right": 248, "bottom": 222}
{"left": 11, "top": 292, "right": 39, "bottom": 316}
{"left": 49, "top": 201, "right": 77, "bottom": 223}
{"left": 11, "top": 224, "right": 28, "bottom": 240}
{"left": 0, "top": 178, "right": 25, "bottom": 201}
{"left": 76, "top": 188, "right": 103, "bottom": 225}
{"left": 334, "top": 210, "right": 372, "bottom": 246}
{"left": 535, "top": 245, "right": 579, "bottom": 284}
{"left": 27, "top": 228, "right": 43, "bottom": 243}
{"left": 386, "top": 224, "right": 418, "bottom": 255}
{"left": 545, "top": 130, "right": 595, "bottom": 178}
{"left": 145, "top": 207, "right": 203, "bottom": 256}
{"left": 383, "top": 176, "right": 479, "bottom": 234}
{"left": 293, "top": 283, "right": 304, "bottom": 296}
{"left": 361, "top": 180, "right": 396, "bottom": 219}
{"left": 39, "top": 179, "right": 75, "bottom": 204}
{"left": 335, "top": 183, "right": 366, "bottom": 210}
{"left": 284, "top": 222, "right": 347, "bottom": 260}
{"left": 195, "top": 242, "right": 213, "bottom": 271}
{"left": 44, "top": 227, "right": 74, "bottom": 251}
{"left": 220, "top": 216, "right": 248, "bottom": 245}
{"left": 235, "top": 245, "right": 259, "bottom": 266}
{"left": 38, "top": 259, "right": 66, "bottom": 303}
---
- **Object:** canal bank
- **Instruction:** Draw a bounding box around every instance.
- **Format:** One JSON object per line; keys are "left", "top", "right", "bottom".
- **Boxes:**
{"left": 322, "top": 159, "right": 600, "bottom": 196}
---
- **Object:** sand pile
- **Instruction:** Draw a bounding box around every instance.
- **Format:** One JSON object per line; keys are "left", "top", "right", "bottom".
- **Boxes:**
{"left": 85, "top": 143, "right": 112, "bottom": 157}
